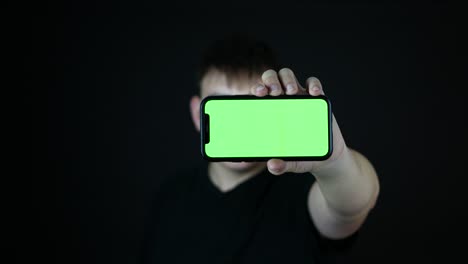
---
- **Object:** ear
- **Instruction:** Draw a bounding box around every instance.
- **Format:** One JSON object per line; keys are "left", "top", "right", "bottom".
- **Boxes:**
{"left": 189, "top": 95, "right": 201, "bottom": 132}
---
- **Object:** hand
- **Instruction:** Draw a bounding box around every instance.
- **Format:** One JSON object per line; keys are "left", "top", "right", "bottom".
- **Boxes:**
{"left": 250, "top": 68, "right": 348, "bottom": 175}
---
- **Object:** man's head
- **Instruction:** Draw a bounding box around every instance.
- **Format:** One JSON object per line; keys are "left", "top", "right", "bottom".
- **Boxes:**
{"left": 189, "top": 33, "right": 278, "bottom": 172}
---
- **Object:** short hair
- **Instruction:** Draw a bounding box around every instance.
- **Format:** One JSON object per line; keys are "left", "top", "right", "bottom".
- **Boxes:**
{"left": 197, "top": 32, "right": 279, "bottom": 88}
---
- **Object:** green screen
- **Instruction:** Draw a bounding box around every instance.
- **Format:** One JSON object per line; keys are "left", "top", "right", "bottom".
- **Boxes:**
{"left": 203, "top": 97, "right": 330, "bottom": 158}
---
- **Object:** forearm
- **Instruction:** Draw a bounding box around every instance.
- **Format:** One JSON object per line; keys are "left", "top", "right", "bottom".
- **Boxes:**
{"left": 311, "top": 147, "right": 379, "bottom": 220}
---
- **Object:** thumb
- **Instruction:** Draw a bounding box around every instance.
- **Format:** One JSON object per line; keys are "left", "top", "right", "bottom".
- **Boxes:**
{"left": 267, "top": 159, "right": 298, "bottom": 175}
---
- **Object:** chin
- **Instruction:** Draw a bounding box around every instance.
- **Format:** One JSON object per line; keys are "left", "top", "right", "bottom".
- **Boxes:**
{"left": 221, "top": 161, "right": 262, "bottom": 172}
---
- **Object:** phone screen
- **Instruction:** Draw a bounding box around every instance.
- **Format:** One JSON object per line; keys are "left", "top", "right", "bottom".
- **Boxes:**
{"left": 200, "top": 95, "right": 332, "bottom": 161}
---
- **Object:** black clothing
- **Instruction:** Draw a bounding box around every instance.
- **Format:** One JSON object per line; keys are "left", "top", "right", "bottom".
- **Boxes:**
{"left": 141, "top": 164, "right": 357, "bottom": 263}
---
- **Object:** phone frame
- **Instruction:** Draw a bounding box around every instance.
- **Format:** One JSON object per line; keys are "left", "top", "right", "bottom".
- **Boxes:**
{"left": 200, "top": 95, "right": 333, "bottom": 161}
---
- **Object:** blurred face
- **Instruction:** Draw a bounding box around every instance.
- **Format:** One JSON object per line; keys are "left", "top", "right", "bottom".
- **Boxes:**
{"left": 189, "top": 68, "right": 266, "bottom": 173}
{"left": 200, "top": 68, "right": 257, "bottom": 97}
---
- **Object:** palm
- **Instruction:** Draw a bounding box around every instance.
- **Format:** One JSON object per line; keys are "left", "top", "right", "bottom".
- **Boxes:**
{"left": 251, "top": 68, "right": 348, "bottom": 175}
{"left": 279, "top": 113, "right": 346, "bottom": 174}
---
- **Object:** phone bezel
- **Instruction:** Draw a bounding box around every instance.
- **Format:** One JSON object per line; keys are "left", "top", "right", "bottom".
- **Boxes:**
{"left": 200, "top": 95, "right": 333, "bottom": 161}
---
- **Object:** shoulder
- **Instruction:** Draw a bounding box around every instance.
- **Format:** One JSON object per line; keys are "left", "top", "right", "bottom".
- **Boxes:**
{"left": 147, "top": 164, "right": 206, "bottom": 209}
{"left": 159, "top": 165, "right": 203, "bottom": 189}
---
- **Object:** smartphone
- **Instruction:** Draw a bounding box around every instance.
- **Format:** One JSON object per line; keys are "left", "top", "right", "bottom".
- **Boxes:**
{"left": 200, "top": 95, "right": 333, "bottom": 161}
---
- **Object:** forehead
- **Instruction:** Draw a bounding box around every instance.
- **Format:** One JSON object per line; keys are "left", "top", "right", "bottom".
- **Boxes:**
{"left": 200, "top": 69, "right": 260, "bottom": 97}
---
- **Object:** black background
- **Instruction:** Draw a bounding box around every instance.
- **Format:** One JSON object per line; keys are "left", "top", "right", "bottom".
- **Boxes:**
{"left": 27, "top": 2, "right": 466, "bottom": 264}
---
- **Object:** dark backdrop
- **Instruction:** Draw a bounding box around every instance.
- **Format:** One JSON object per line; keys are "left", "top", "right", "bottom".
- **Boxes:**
{"left": 27, "top": 2, "right": 465, "bottom": 264}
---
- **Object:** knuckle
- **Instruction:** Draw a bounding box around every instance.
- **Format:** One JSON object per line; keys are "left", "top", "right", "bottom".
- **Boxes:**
{"left": 265, "top": 78, "right": 279, "bottom": 86}
{"left": 278, "top": 68, "right": 293, "bottom": 77}
{"left": 262, "top": 69, "right": 277, "bottom": 79}
{"left": 306, "top": 77, "right": 319, "bottom": 87}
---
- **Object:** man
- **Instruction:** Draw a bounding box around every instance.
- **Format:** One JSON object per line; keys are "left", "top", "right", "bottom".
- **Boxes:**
{"left": 141, "top": 33, "right": 380, "bottom": 263}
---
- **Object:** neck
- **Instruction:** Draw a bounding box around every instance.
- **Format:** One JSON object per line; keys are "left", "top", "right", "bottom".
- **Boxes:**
{"left": 208, "top": 162, "right": 267, "bottom": 192}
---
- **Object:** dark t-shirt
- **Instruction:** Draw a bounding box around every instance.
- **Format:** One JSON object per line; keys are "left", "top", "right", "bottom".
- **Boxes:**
{"left": 141, "top": 164, "right": 357, "bottom": 264}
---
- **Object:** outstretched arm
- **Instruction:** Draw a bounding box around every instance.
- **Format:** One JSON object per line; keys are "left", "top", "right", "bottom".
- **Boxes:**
{"left": 307, "top": 147, "right": 379, "bottom": 239}
{"left": 251, "top": 68, "right": 380, "bottom": 239}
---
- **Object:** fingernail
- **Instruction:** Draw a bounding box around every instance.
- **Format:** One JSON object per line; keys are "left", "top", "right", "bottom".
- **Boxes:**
{"left": 270, "top": 84, "right": 279, "bottom": 92}
{"left": 256, "top": 85, "right": 264, "bottom": 93}
{"left": 269, "top": 164, "right": 280, "bottom": 172}
{"left": 286, "top": 84, "right": 295, "bottom": 93}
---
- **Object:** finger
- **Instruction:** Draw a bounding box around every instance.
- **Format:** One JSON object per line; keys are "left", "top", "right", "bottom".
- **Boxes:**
{"left": 261, "top": 69, "right": 283, "bottom": 96}
{"left": 267, "top": 159, "right": 298, "bottom": 175}
{"left": 278, "top": 68, "right": 299, "bottom": 95}
{"left": 250, "top": 83, "right": 268, "bottom": 97}
{"left": 306, "top": 77, "right": 325, "bottom": 96}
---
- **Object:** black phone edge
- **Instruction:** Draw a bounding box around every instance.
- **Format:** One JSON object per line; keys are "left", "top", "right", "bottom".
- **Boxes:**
{"left": 199, "top": 95, "right": 333, "bottom": 162}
